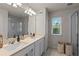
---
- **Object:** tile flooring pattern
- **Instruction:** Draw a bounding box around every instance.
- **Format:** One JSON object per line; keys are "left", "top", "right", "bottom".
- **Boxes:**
{"left": 44, "top": 48, "right": 66, "bottom": 56}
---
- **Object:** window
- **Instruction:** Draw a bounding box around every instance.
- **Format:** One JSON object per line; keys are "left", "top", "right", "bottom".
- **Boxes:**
{"left": 51, "top": 16, "right": 62, "bottom": 35}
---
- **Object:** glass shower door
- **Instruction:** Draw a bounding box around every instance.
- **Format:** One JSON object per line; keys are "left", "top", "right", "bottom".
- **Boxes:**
{"left": 71, "top": 11, "right": 78, "bottom": 56}
{"left": 71, "top": 12, "right": 79, "bottom": 56}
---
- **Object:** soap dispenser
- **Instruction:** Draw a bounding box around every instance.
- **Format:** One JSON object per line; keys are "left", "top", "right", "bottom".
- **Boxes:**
{"left": 17, "top": 35, "right": 20, "bottom": 42}
{"left": 33, "top": 33, "right": 35, "bottom": 37}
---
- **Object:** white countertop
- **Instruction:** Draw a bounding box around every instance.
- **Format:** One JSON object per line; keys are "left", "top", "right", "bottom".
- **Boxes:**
{"left": 0, "top": 35, "right": 44, "bottom": 56}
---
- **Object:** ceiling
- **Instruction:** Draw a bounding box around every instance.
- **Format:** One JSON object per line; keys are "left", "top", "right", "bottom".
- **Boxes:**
{"left": 23, "top": 3, "right": 79, "bottom": 12}
{"left": 0, "top": 3, "right": 79, "bottom": 17}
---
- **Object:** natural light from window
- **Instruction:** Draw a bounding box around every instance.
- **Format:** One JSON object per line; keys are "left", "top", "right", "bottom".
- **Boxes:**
{"left": 51, "top": 16, "right": 62, "bottom": 35}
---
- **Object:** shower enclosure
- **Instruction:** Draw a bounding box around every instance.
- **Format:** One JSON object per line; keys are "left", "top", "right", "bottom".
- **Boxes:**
{"left": 71, "top": 11, "right": 79, "bottom": 56}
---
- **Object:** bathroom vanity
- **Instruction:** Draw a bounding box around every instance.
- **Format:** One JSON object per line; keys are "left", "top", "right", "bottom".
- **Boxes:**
{"left": 0, "top": 35, "right": 45, "bottom": 56}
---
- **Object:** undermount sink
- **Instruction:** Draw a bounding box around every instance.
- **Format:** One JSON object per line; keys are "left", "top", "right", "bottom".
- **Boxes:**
{"left": 20, "top": 37, "right": 33, "bottom": 43}
{"left": 3, "top": 43, "right": 21, "bottom": 51}
{"left": 3, "top": 37, "right": 33, "bottom": 51}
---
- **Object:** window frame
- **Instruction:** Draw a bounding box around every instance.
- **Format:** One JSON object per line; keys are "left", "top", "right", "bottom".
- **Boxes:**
{"left": 51, "top": 16, "right": 62, "bottom": 35}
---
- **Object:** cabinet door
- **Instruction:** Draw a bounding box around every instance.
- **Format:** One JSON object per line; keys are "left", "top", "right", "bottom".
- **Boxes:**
{"left": 12, "top": 48, "right": 27, "bottom": 56}
{"left": 28, "top": 16, "right": 35, "bottom": 33}
{"left": 12, "top": 44, "right": 34, "bottom": 56}
{"left": 25, "top": 47, "right": 34, "bottom": 56}
{"left": 28, "top": 49, "right": 34, "bottom": 56}
{"left": 34, "top": 40, "right": 41, "bottom": 56}
{"left": 40, "top": 38, "right": 44, "bottom": 55}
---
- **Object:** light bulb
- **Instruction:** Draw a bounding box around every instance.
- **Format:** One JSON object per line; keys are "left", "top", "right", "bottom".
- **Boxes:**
{"left": 24, "top": 10, "right": 28, "bottom": 13}
{"left": 28, "top": 8, "right": 36, "bottom": 15}
{"left": 20, "top": 6, "right": 36, "bottom": 16}
{"left": 29, "top": 12, "right": 32, "bottom": 16}
{"left": 13, "top": 3, "right": 17, "bottom": 8}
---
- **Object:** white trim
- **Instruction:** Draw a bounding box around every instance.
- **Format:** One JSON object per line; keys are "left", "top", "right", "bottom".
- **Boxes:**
{"left": 52, "top": 34, "right": 62, "bottom": 35}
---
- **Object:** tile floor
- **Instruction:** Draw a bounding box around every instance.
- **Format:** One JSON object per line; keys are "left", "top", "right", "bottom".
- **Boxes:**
{"left": 44, "top": 48, "right": 66, "bottom": 56}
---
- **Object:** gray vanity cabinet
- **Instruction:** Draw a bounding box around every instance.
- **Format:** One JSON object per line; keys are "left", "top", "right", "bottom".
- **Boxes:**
{"left": 12, "top": 44, "right": 34, "bottom": 56}
{"left": 11, "top": 37, "right": 44, "bottom": 56}
{"left": 34, "top": 38, "right": 44, "bottom": 56}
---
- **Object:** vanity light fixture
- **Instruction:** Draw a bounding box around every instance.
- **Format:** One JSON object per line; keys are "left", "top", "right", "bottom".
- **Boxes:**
{"left": 16, "top": 3, "right": 22, "bottom": 7}
{"left": 24, "top": 7, "right": 36, "bottom": 16}
{"left": 24, "top": 10, "right": 28, "bottom": 13}
{"left": 29, "top": 8, "right": 36, "bottom": 15}
{"left": 24, "top": 10, "right": 33, "bottom": 16}
{"left": 7, "top": 3, "right": 36, "bottom": 16}
{"left": 7, "top": 3, "right": 22, "bottom": 8}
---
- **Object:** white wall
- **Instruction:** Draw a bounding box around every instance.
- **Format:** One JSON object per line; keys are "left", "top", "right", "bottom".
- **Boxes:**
{"left": 44, "top": 9, "right": 48, "bottom": 51}
{"left": 0, "top": 9, "right": 8, "bottom": 39}
{"left": 28, "top": 15, "right": 35, "bottom": 33}
{"left": 48, "top": 8, "right": 79, "bottom": 48}
{"left": 35, "top": 11, "right": 45, "bottom": 35}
